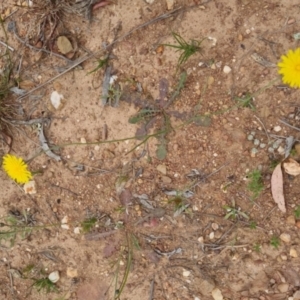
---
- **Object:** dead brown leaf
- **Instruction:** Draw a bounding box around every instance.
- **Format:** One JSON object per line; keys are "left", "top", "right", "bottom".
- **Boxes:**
{"left": 271, "top": 163, "right": 286, "bottom": 213}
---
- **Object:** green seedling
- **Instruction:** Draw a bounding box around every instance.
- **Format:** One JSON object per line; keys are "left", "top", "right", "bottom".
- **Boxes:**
{"left": 223, "top": 200, "right": 249, "bottom": 220}
{"left": 32, "top": 278, "right": 58, "bottom": 293}
{"left": 163, "top": 32, "right": 205, "bottom": 66}
{"left": 249, "top": 221, "right": 257, "bottom": 229}
{"left": 294, "top": 205, "right": 300, "bottom": 219}
{"left": 253, "top": 243, "right": 261, "bottom": 252}
{"left": 247, "top": 169, "right": 264, "bottom": 199}
{"left": 270, "top": 235, "right": 280, "bottom": 249}
{"left": 87, "top": 57, "right": 109, "bottom": 74}
{"left": 234, "top": 92, "right": 255, "bottom": 110}
{"left": 0, "top": 210, "right": 34, "bottom": 246}
{"left": 80, "top": 217, "right": 97, "bottom": 233}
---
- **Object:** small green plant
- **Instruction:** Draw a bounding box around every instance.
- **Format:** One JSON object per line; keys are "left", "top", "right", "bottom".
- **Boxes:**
{"left": 247, "top": 169, "right": 264, "bottom": 199}
{"left": 234, "top": 92, "right": 255, "bottom": 110}
{"left": 223, "top": 200, "right": 249, "bottom": 220}
{"left": 253, "top": 243, "right": 261, "bottom": 252}
{"left": 80, "top": 217, "right": 97, "bottom": 233}
{"left": 270, "top": 235, "right": 280, "bottom": 249}
{"left": 32, "top": 278, "right": 58, "bottom": 293}
{"left": 294, "top": 205, "right": 300, "bottom": 219}
{"left": 87, "top": 56, "right": 109, "bottom": 74}
{"left": 0, "top": 210, "right": 35, "bottom": 246}
{"left": 163, "top": 32, "right": 205, "bottom": 66}
{"left": 249, "top": 221, "right": 257, "bottom": 229}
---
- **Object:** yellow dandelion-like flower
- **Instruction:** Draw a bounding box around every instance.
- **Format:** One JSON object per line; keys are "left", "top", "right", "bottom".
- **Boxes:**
{"left": 2, "top": 154, "right": 32, "bottom": 184}
{"left": 278, "top": 48, "right": 300, "bottom": 88}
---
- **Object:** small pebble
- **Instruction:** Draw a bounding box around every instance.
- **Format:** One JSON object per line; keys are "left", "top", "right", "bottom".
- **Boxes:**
{"left": 209, "top": 232, "right": 215, "bottom": 239}
{"left": 286, "top": 215, "right": 296, "bottom": 225}
{"left": 259, "top": 143, "right": 266, "bottom": 148}
{"left": 198, "top": 236, "right": 204, "bottom": 243}
{"left": 80, "top": 137, "right": 86, "bottom": 144}
{"left": 268, "top": 147, "right": 274, "bottom": 153}
{"left": 277, "top": 283, "right": 289, "bottom": 293}
{"left": 156, "top": 164, "right": 167, "bottom": 175}
{"left": 253, "top": 139, "right": 260, "bottom": 146}
{"left": 280, "top": 253, "right": 288, "bottom": 261}
{"left": 183, "top": 270, "right": 191, "bottom": 277}
{"left": 293, "top": 290, "right": 300, "bottom": 299}
{"left": 223, "top": 65, "right": 232, "bottom": 74}
{"left": 274, "top": 126, "right": 282, "bottom": 132}
{"left": 247, "top": 134, "right": 254, "bottom": 141}
{"left": 211, "top": 287, "right": 224, "bottom": 300}
{"left": 272, "top": 140, "right": 282, "bottom": 149}
{"left": 48, "top": 271, "right": 60, "bottom": 283}
{"left": 250, "top": 131, "right": 256, "bottom": 136}
{"left": 290, "top": 248, "right": 298, "bottom": 258}
{"left": 251, "top": 148, "right": 258, "bottom": 157}
{"left": 280, "top": 233, "right": 291, "bottom": 243}
{"left": 278, "top": 145, "right": 285, "bottom": 155}
{"left": 212, "top": 223, "right": 219, "bottom": 231}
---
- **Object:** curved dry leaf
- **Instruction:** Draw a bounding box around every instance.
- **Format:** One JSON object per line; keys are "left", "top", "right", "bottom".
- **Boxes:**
{"left": 283, "top": 158, "right": 300, "bottom": 176}
{"left": 271, "top": 163, "right": 286, "bottom": 213}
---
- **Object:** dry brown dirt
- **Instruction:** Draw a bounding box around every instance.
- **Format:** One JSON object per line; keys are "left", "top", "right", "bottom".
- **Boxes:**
{"left": 1, "top": 1, "right": 300, "bottom": 300}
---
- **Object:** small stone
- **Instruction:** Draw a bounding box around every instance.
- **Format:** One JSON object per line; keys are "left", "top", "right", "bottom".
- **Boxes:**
{"left": 294, "top": 290, "right": 300, "bottom": 300}
{"left": 223, "top": 65, "right": 231, "bottom": 74}
{"left": 274, "top": 126, "right": 282, "bottom": 132}
{"left": 24, "top": 181, "right": 37, "bottom": 194}
{"left": 250, "top": 131, "right": 256, "bottom": 136}
{"left": 80, "top": 137, "right": 86, "bottom": 144}
{"left": 57, "top": 36, "right": 73, "bottom": 54}
{"left": 145, "top": 0, "right": 155, "bottom": 3}
{"left": 250, "top": 148, "right": 258, "bottom": 157}
{"left": 166, "top": 0, "right": 174, "bottom": 10}
{"left": 67, "top": 267, "right": 78, "bottom": 278}
{"left": 50, "top": 91, "right": 64, "bottom": 110}
{"left": 280, "top": 253, "right": 288, "bottom": 261}
{"left": 48, "top": 271, "right": 60, "bottom": 283}
{"left": 198, "top": 236, "right": 204, "bottom": 243}
{"left": 183, "top": 270, "right": 191, "bottom": 277}
{"left": 280, "top": 233, "right": 291, "bottom": 243}
{"left": 209, "top": 232, "right": 215, "bottom": 239}
{"left": 247, "top": 134, "right": 254, "bottom": 141}
{"left": 277, "top": 283, "right": 289, "bottom": 293}
{"left": 286, "top": 215, "right": 296, "bottom": 225}
{"left": 212, "top": 223, "right": 219, "bottom": 231}
{"left": 211, "top": 287, "right": 223, "bottom": 300}
{"left": 74, "top": 227, "right": 81, "bottom": 234}
{"left": 161, "top": 176, "right": 172, "bottom": 184}
{"left": 278, "top": 145, "right": 285, "bottom": 155}
{"left": 268, "top": 147, "right": 274, "bottom": 153}
{"left": 272, "top": 140, "right": 282, "bottom": 149}
{"left": 156, "top": 164, "right": 167, "bottom": 175}
{"left": 259, "top": 143, "right": 266, "bottom": 148}
{"left": 253, "top": 139, "right": 260, "bottom": 146}
{"left": 94, "top": 145, "right": 100, "bottom": 151}
{"left": 290, "top": 248, "right": 298, "bottom": 258}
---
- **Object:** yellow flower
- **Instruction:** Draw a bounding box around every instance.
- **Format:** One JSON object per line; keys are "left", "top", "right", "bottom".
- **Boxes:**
{"left": 2, "top": 154, "right": 32, "bottom": 184}
{"left": 278, "top": 48, "right": 300, "bottom": 88}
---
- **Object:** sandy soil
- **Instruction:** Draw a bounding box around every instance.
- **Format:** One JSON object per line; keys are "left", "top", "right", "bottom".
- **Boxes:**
{"left": 1, "top": 1, "right": 300, "bottom": 300}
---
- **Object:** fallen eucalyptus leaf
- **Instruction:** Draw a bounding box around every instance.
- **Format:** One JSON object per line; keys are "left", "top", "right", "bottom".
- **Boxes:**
{"left": 271, "top": 163, "right": 286, "bottom": 213}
